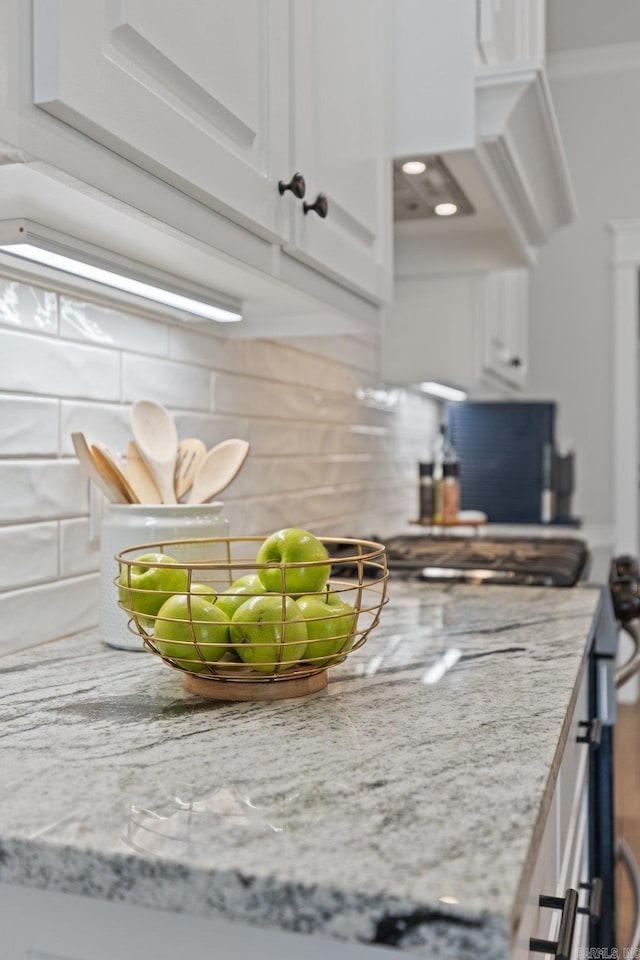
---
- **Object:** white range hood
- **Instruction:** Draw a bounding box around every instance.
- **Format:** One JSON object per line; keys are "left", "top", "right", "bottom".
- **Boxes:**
{"left": 393, "top": 1, "right": 577, "bottom": 276}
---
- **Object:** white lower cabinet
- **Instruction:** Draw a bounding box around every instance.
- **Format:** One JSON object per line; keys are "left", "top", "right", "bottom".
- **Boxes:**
{"left": 382, "top": 268, "right": 529, "bottom": 391}
{"left": 513, "top": 661, "right": 594, "bottom": 959}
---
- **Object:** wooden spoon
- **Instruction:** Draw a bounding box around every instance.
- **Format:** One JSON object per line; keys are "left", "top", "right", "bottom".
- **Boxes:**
{"left": 189, "top": 439, "right": 250, "bottom": 504}
{"left": 126, "top": 441, "right": 162, "bottom": 504}
{"left": 130, "top": 400, "right": 178, "bottom": 504}
{"left": 174, "top": 438, "right": 207, "bottom": 501}
{"left": 71, "top": 432, "right": 129, "bottom": 504}
{"left": 91, "top": 444, "right": 140, "bottom": 504}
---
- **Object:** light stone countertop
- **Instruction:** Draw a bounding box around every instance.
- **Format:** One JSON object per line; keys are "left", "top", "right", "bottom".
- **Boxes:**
{"left": 0, "top": 582, "right": 604, "bottom": 958}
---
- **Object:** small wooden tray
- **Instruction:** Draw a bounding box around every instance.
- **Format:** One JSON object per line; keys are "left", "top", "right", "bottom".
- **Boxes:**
{"left": 183, "top": 669, "right": 328, "bottom": 702}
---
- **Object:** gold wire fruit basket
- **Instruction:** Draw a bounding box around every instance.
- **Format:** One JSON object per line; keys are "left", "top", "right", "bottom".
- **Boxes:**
{"left": 115, "top": 535, "right": 388, "bottom": 702}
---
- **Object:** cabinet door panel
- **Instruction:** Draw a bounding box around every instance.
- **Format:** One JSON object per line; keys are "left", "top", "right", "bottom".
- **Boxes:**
{"left": 482, "top": 268, "right": 528, "bottom": 388}
{"left": 288, "top": 0, "right": 391, "bottom": 300}
{"left": 33, "top": 0, "right": 290, "bottom": 240}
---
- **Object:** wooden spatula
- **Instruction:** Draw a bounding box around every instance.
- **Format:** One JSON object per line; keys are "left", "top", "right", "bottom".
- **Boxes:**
{"left": 174, "top": 438, "right": 207, "bottom": 501}
{"left": 130, "top": 400, "right": 178, "bottom": 504}
{"left": 126, "top": 442, "right": 162, "bottom": 504}
{"left": 91, "top": 444, "right": 140, "bottom": 504}
{"left": 71, "top": 432, "right": 129, "bottom": 504}
{"left": 189, "top": 439, "right": 250, "bottom": 504}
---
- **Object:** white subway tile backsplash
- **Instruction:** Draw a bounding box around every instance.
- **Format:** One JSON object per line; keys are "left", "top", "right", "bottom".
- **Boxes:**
{"left": 59, "top": 401, "right": 131, "bottom": 457}
{"left": 0, "top": 279, "right": 57, "bottom": 333}
{"left": 0, "top": 522, "right": 59, "bottom": 591}
{"left": 0, "top": 328, "right": 120, "bottom": 400}
{"left": 168, "top": 324, "right": 229, "bottom": 368}
{"left": 122, "top": 353, "right": 211, "bottom": 410}
{"left": 172, "top": 411, "right": 250, "bottom": 449}
{"left": 0, "top": 277, "right": 438, "bottom": 648}
{"left": 60, "top": 297, "right": 170, "bottom": 357}
{"left": 60, "top": 517, "right": 100, "bottom": 578}
{"left": 0, "top": 460, "right": 88, "bottom": 524}
{"left": 0, "top": 395, "right": 59, "bottom": 456}
{"left": 285, "top": 334, "right": 378, "bottom": 372}
{"left": 213, "top": 371, "right": 361, "bottom": 422}
{"left": 0, "top": 573, "right": 99, "bottom": 655}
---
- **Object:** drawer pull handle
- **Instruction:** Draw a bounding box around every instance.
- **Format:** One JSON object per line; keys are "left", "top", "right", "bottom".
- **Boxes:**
{"left": 577, "top": 718, "right": 602, "bottom": 747}
{"left": 578, "top": 876, "right": 603, "bottom": 923}
{"left": 303, "top": 193, "right": 329, "bottom": 218}
{"left": 530, "top": 888, "right": 578, "bottom": 960}
{"left": 278, "top": 172, "right": 306, "bottom": 199}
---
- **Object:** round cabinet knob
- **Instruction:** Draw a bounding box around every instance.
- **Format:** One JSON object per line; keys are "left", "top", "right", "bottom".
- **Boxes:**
{"left": 509, "top": 357, "right": 522, "bottom": 368}
{"left": 278, "top": 173, "right": 306, "bottom": 199}
{"left": 303, "top": 193, "right": 329, "bottom": 218}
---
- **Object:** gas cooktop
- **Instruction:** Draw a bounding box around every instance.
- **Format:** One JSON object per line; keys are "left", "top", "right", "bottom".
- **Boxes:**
{"left": 384, "top": 535, "right": 589, "bottom": 586}
{"left": 333, "top": 535, "right": 589, "bottom": 587}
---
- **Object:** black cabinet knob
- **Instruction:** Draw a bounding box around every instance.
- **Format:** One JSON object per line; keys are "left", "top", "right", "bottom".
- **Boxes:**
{"left": 509, "top": 357, "right": 522, "bottom": 368}
{"left": 278, "top": 173, "right": 306, "bottom": 199}
{"left": 303, "top": 193, "right": 329, "bottom": 218}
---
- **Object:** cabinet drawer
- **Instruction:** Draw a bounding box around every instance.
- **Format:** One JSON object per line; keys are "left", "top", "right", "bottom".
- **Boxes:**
{"left": 557, "top": 659, "right": 590, "bottom": 880}
{"left": 511, "top": 790, "right": 559, "bottom": 960}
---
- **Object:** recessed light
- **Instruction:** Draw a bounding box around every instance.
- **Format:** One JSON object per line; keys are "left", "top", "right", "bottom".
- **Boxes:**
{"left": 434, "top": 202, "right": 458, "bottom": 217}
{"left": 402, "top": 160, "right": 427, "bottom": 175}
{"left": 438, "top": 895, "right": 460, "bottom": 905}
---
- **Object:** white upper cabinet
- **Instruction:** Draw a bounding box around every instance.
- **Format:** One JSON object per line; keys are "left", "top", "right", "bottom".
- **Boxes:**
{"left": 482, "top": 269, "right": 528, "bottom": 388}
{"left": 30, "top": 0, "right": 391, "bottom": 304}
{"left": 476, "top": 0, "right": 545, "bottom": 65}
{"left": 32, "top": 0, "right": 292, "bottom": 242}
{"left": 286, "top": 0, "right": 391, "bottom": 301}
{"left": 381, "top": 268, "right": 529, "bottom": 392}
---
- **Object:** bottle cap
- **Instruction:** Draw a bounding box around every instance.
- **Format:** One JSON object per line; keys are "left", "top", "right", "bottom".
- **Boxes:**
{"left": 443, "top": 461, "right": 459, "bottom": 478}
{"left": 419, "top": 461, "right": 433, "bottom": 477}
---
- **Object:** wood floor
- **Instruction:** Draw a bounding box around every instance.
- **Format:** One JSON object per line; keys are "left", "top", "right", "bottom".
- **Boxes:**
{"left": 615, "top": 701, "right": 640, "bottom": 949}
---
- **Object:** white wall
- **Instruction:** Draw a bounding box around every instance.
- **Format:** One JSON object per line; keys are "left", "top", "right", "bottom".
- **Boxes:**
{"left": 528, "top": 65, "right": 640, "bottom": 527}
{"left": 0, "top": 275, "right": 438, "bottom": 654}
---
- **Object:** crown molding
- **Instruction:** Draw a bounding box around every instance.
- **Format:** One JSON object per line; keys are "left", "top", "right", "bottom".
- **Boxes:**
{"left": 547, "top": 41, "right": 640, "bottom": 81}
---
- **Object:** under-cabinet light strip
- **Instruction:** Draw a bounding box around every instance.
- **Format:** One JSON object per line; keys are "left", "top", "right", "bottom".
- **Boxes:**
{"left": 0, "top": 243, "right": 242, "bottom": 323}
{"left": 419, "top": 382, "right": 467, "bottom": 402}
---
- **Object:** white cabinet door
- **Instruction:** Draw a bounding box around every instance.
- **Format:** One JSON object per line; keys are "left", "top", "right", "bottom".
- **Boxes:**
{"left": 287, "top": 0, "right": 392, "bottom": 301}
{"left": 482, "top": 268, "right": 529, "bottom": 388}
{"left": 32, "top": 0, "right": 291, "bottom": 242}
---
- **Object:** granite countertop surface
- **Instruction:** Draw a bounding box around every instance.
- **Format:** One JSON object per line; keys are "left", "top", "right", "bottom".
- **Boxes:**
{"left": 0, "top": 582, "right": 603, "bottom": 958}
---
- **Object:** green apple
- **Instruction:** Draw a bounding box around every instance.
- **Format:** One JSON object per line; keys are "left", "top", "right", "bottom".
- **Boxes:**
{"left": 229, "top": 594, "right": 308, "bottom": 674}
{"left": 297, "top": 591, "right": 357, "bottom": 667}
{"left": 256, "top": 528, "right": 331, "bottom": 596}
{"left": 214, "top": 574, "right": 267, "bottom": 619}
{"left": 190, "top": 582, "right": 217, "bottom": 603}
{"left": 118, "top": 553, "right": 188, "bottom": 628}
{"left": 154, "top": 594, "right": 229, "bottom": 672}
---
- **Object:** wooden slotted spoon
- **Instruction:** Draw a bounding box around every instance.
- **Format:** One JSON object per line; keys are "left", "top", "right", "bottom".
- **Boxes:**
{"left": 189, "top": 439, "right": 250, "bottom": 504}
{"left": 174, "top": 438, "right": 207, "bottom": 501}
{"left": 71, "top": 432, "right": 129, "bottom": 504}
{"left": 130, "top": 400, "right": 178, "bottom": 504}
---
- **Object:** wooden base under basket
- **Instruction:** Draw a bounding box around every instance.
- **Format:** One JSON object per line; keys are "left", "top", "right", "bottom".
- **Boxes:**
{"left": 183, "top": 669, "right": 328, "bottom": 702}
